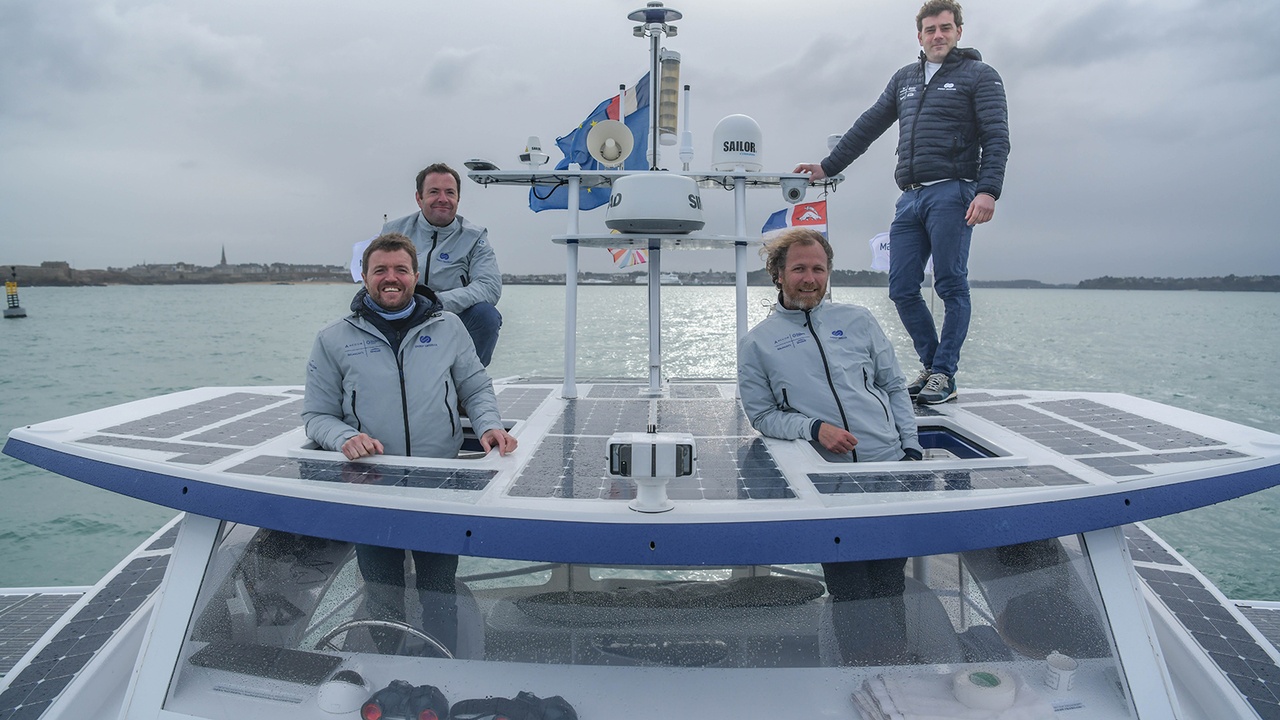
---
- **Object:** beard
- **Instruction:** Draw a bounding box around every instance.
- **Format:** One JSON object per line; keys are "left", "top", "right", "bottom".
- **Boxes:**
{"left": 781, "top": 286, "right": 825, "bottom": 310}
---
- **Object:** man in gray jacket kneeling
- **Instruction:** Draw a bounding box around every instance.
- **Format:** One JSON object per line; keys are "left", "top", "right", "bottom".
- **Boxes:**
{"left": 303, "top": 232, "right": 516, "bottom": 655}
{"left": 738, "top": 227, "right": 922, "bottom": 665}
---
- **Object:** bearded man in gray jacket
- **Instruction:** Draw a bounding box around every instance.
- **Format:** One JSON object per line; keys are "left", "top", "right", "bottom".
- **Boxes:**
{"left": 738, "top": 228, "right": 922, "bottom": 665}
{"left": 382, "top": 162, "right": 503, "bottom": 366}
{"left": 304, "top": 233, "right": 515, "bottom": 655}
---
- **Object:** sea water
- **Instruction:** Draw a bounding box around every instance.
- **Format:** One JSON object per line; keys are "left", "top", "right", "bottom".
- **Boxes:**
{"left": 1, "top": 285, "right": 1277, "bottom": 597}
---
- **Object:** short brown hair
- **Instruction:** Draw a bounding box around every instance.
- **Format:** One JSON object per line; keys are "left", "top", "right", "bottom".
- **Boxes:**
{"left": 760, "top": 228, "right": 834, "bottom": 288}
{"left": 917, "top": 0, "right": 963, "bottom": 30}
{"left": 415, "top": 163, "right": 462, "bottom": 198}
{"left": 362, "top": 233, "right": 418, "bottom": 274}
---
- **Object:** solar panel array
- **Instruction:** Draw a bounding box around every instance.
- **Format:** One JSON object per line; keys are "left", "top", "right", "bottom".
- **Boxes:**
{"left": 512, "top": 390, "right": 793, "bottom": 501}
{"left": 1033, "top": 399, "right": 1225, "bottom": 451}
{"left": 77, "top": 392, "right": 305, "bottom": 466}
{"left": 0, "top": 594, "right": 84, "bottom": 676}
{"left": 965, "top": 399, "right": 1248, "bottom": 477}
{"left": 965, "top": 404, "right": 1137, "bottom": 455}
{"left": 99, "top": 393, "right": 284, "bottom": 438}
{"left": 0, "top": 554, "right": 169, "bottom": 719}
{"left": 1126, "top": 524, "right": 1280, "bottom": 718}
{"left": 809, "top": 464, "right": 1084, "bottom": 495}
{"left": 226, "top": 456, "right": 495, "bottom": 491}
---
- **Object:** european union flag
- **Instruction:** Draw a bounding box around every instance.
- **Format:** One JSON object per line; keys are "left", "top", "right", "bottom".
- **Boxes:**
{"left": 530, "top": 72, "right": 650, "bottom": 212}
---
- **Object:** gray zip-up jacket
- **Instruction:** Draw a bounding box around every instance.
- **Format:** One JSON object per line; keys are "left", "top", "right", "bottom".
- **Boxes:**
{"left": 738, "top": 301, "right": 921, "bottom": 462}
{"left": 303, "top": 289, "right": 502, "bottom": 458}
{"left": 381, "top": 213, "right": 502, "bottom": 315}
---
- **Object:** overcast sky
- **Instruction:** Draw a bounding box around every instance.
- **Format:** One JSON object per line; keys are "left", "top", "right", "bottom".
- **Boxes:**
{"left": 2, "top": 0, "right": 1277, "bottom": 283}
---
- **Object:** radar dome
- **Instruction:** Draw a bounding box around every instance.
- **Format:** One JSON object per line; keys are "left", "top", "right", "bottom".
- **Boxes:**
{"left": 711, "top": 114, "right": 763, "bottom": 172}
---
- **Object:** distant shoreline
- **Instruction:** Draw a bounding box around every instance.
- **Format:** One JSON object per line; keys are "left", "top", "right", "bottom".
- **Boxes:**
{"left": 5, "top": 262, "right": 1279, "bottom": 292}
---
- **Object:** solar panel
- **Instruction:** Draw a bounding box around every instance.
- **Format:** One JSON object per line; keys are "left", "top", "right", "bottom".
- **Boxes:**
{"left": 74, "top": 436, "right": 239, "bottom": 465}
{"left": 495, "top": 387, "right": 554, "bottom": 421}
{"left": 226, "top": 456, "right": 495, "bottom": 491}
{"left": 809, "top": 465, "right": 1084, "bottom": 495}
{"left": 1034, "top": 399, "right": 1225, "bottom": 450}
{"left": 965, "top": 404, "right": 1137, "bottom": 455}
{"left": 511, "top": 434, "right": 793, "bottom": 500}
{"left": 184, "top": 399, "right": 304, "bottom": 446}
{"left": 99, "top": 393, "right": 285, "bottom": 438}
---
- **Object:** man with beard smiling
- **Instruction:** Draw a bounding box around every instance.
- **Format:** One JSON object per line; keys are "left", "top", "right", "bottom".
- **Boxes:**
{"left": 738, "top": 228, "right": 922, "bottom": 665}
{"left": 382, "top": 163, "right": 503, "bottom": 366}
{"left": 303, "top": 232, "right": 515, "bottom": 655}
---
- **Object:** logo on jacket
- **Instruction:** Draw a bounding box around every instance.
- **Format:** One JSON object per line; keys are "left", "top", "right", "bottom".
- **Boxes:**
{"left": 772, "top": 332, "right": 809, "bottom": 351}
{"left": 940, "top": 82, "right": 957, "bottom": 91}
{"left": 418, "top": 334, "right": 432, "bottom": 345}
{"left": 830, "top": 329, "right": 845, "bottom": 339}
{"left": 438, "top": 252, "right": 450, "bottom": 262}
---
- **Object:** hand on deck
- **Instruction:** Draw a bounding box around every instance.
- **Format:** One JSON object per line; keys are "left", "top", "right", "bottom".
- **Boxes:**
{"left": 817, "top": 422, "right": 859, "bottom": 455}
{"left": 341, "top": 433, "right": 385, "bottom": 460}
{"left": 481, "top": 428, "right": 518, "bottom": 456}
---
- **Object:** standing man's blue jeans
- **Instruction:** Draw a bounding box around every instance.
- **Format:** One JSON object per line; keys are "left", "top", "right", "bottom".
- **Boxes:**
{"left": 457, "top": 302, "right": 502, "bottom": 367}
{"left": 888, "top": 180, "right": 974, "bottom": 378}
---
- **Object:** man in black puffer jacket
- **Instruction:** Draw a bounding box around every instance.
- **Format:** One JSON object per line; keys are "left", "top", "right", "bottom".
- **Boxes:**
{"left": 795, "top": 0, "right": 1009, "bottom": 406}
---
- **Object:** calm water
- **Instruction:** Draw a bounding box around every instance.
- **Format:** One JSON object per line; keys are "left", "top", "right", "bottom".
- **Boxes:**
{"left": 1, "top": 285, "right": 1277, "bottom": 597}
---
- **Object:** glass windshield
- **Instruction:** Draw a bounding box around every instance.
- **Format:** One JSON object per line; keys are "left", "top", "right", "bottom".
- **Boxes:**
{"left": 163, "top": 524, "right": 1138, "bottom": 718}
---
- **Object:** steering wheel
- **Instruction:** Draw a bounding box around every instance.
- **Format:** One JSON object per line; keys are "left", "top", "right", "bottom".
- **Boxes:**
{"left": 314, "top": 618, "right": 453, "bottom": 659}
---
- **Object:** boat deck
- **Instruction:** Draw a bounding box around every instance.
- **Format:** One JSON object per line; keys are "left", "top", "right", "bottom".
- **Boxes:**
{"left": 0, "top": 591, "right": 86, "bottom": 677}
{"left": 5, "top": 382, "right": 1278, "bottom": 567}
{"left": 1126, "top": 523, "right": 1280, "bottom": 719}
{"left": 0, "top": 520, "right": 178, "bottom": 718}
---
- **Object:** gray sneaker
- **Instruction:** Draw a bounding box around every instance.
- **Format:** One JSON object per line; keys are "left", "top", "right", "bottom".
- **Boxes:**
{"left": 917, "top": 373, "right": 957, "bottom": 404}
{"left": 906, "top": 369, "right": 932, "bottom": 398}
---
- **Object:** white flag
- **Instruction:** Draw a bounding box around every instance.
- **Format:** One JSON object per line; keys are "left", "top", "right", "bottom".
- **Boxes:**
{"left": 350, "top": 237, "right": 375, "bottom": 283}
{"left": 868, "top": 231, "right": 933, "bottom": 275}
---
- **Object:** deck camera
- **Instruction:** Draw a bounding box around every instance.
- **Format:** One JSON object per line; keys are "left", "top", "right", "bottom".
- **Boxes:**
{"left": 607, "top": 432, "right": 696, "bottom": 513}
{"left": 780, "top": 176, "right": 807, "bottom": 204}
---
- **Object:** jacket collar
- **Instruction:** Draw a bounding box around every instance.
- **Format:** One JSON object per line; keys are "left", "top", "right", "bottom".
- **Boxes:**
{"left": 771, "top": 298, "right": 827, "bottom": 321}
{"left": 349, "top": 285, "right": 442, "bottom": 321}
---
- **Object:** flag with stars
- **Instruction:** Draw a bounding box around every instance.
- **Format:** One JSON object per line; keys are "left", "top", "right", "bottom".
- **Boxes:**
{"left": 530, "top": 72, "right": 650, "bottom": 212}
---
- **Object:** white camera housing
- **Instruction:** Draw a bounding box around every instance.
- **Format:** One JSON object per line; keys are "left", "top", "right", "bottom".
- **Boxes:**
{"left": 607, "top": 432, "right": 697, "bottom": 513}
{"left": 780, "top": 177, "right": 808, "bottom": 204}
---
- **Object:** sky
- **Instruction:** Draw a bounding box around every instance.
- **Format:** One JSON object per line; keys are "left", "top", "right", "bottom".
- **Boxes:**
{"left": 2, "top": 0, "right": 1277, "bottom": 284}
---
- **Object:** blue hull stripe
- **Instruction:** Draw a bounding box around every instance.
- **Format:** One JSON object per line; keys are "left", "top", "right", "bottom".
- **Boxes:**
{"left": 7, "top": 437, "right": 1279, "bottom": 565}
